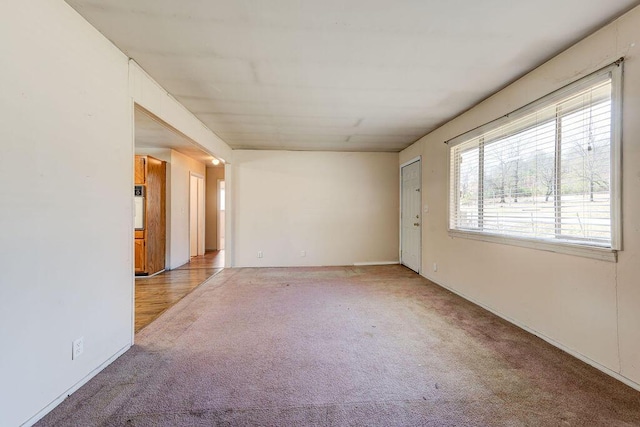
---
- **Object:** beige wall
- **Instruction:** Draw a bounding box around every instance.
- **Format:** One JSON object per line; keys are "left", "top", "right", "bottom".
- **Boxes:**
{"left": 232, "top": 150, "right": 399, "bottom": 267}
{"left": 400, "top": 5, "right": 640, "bottom": 389}
{"left": 205, "top": 167, "right": 225, "bottom": 250}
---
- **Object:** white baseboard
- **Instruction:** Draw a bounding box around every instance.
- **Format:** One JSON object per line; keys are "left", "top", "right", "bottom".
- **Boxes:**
{"left": 22, "top": 344, "right": 131, "bottom": 427}
{"left": 420, "top": 272, "right": 640, "bottom": 393}
{"left": 134, "top": 269, "right": 165, "bottom": 279}
{"left": 353, "top": 261, "right": 399, "bottom": 266}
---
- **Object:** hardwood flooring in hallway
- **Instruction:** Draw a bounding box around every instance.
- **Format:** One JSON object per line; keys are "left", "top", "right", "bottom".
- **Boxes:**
{"left": 135, "top": 250, "right": 224, "bottom": 333}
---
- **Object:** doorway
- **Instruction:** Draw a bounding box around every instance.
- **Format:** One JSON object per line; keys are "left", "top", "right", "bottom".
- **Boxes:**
{"left": 401, "top": 158, "right": 421, "bottom": 273}
{"left": 190, "top": 173, "right": 205, "bottom": 258}
{"left": 134, "top": 104, "right": 226, "bottom": 337}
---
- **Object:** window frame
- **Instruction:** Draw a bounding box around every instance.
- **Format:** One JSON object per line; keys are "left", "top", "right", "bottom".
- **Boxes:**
{"left": 447, "top": 61, "right": 623, "bottom": 262}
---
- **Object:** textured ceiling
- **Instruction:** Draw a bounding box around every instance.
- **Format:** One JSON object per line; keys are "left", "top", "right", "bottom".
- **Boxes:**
{"left": 68, "top": 0, "right": 638, "bottom": 152}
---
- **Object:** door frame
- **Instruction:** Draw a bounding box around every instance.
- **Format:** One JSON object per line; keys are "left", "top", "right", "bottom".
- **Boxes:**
{"left": 217, "top": 179, "right": 225, "bottom": 250}
{"left": 400, "top": 156, "right": 422, "bottom": 273}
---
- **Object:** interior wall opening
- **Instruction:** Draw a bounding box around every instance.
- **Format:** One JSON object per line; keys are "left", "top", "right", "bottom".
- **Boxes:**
{"left": 133, "top": 104, "right": 226, "bottom": 334}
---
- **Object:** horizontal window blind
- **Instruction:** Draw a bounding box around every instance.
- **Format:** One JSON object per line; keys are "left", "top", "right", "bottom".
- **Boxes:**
{"left": 449, "top": 64, "right": 621, "bottom": 250}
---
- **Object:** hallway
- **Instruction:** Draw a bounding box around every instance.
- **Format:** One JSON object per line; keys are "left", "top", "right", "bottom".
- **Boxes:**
{"left": 135, "top": 251, "right": 224, "bottom": 333}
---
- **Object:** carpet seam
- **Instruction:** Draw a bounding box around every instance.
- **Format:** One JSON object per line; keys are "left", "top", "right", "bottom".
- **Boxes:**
{"left": 136, "top": 268, "right": 239, "bottom": 340}
{"left": 95, "top": 396, "right": 505, "bottom": 420}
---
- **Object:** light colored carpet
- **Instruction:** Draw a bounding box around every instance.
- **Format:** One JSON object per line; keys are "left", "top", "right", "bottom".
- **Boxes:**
{"left": 38, "top": 266, "right": 640, "bottom": 426}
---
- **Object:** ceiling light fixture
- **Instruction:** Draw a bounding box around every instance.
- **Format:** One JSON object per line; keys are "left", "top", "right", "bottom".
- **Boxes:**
{"left": 211, "top": 158, "right": 220, "bottom": 165}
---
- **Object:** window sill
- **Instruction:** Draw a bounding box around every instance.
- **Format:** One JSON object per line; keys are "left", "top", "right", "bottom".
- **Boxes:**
{"left": 448, "top": 229, "right": 617, "bottom": 262}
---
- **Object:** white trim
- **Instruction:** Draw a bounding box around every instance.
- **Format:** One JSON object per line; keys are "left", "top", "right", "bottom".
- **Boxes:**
{"left": 420, "top": 271, "right": 640, "bottom": 393}
{"left": 353, "top": 261, "right": 399, "bottom": 266}
{"left": 446, "top": 147, "right": 452, "bottom": 233}
{"left": 400, "top": 156, "right": 422, "bottom": 169}
{"left": 448, "top": 229, "right": 617, "bottom": 262}
{"left": 21, "top": 344, "right": 131, "bottom": 427}
{"left": 447, "top": 61, "right": 622, "bottom": 256}
{"left": 610, "top": 63, "right": 623, "bottom": 250}
{"left": 189, "top": 172, "right": 205, "bottom": 257}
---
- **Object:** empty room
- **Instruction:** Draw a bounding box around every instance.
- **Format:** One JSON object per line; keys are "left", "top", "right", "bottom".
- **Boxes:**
{"left": 2, "top": 1, "right": 640, "bottom": 426}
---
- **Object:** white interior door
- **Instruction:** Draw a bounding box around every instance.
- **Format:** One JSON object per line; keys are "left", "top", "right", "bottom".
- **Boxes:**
{"left": 401, "top": 160, "right": 421, "bottom": 273}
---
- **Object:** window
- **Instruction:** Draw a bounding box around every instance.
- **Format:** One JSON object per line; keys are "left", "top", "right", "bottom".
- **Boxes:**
{"left": 448, "top": 62, "right": 622, "bottom": 260}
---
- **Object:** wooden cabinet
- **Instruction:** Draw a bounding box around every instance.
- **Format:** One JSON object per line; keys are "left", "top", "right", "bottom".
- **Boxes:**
{"left": 134, "top": 238, "right": 145, "bottom": 274}
{"left": 135, "top": 155, "right": 166, "bottom": 276}
{"left": 134, "top": 156, "right": 146, "bottom": 185}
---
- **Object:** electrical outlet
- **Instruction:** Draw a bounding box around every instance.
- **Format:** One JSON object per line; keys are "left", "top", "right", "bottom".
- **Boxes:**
{"left": 257, "top": 251, "right": 263, "bottom": 258}
{"left": 72, "top": 337, "right": 84, "bottom": 360}
{"left": 433, "top": 263, "right": 438, "bottom": 272}
{"left": 300, "top": 250, "right": 306, "bottom": 257}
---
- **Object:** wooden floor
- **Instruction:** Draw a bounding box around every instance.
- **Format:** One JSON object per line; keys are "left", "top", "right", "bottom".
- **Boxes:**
{"left": 135, "top": 250, "right": 224, "bottom": 333}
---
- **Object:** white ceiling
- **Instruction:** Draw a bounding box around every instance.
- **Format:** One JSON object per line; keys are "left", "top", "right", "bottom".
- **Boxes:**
{"left": 68, "top": 0, "right": 638, "bottom": 152}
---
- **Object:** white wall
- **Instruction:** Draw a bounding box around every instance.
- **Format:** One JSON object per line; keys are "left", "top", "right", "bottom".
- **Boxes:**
{"left": 400, "top": 5, "right": 640, "bottom": 389}
{"left": 233, "top": 150, "right": 399, "bottom": 267}
{"left": 206, "top": 166, "right": 225, "bottom": 250}
{"left": 0, "top": 1, "right": 132, "bottom": 426}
